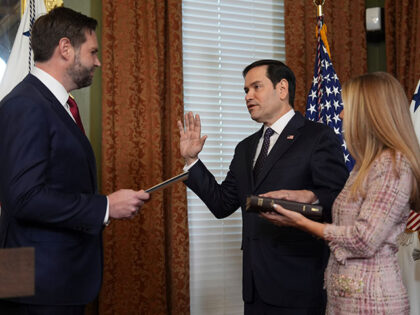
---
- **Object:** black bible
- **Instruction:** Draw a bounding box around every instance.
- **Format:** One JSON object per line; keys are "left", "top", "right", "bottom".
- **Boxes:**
{"left": 246, "top": 195, "right": 323, "bottom": 220}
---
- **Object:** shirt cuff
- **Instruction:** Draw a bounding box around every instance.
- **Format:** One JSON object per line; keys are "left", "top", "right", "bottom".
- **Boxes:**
{"left": 183, "top": 159, "right": 199, "bottom": 172}
{"left": 104, "top": 196, "right": 110, "bottom": 226}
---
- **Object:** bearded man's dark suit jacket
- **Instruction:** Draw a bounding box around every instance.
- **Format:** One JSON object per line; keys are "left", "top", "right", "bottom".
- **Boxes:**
{"left": 0, "top": 74, "right": 107, "bottom": 305}
{"left": 185, "top": 112, "right": 349, "bottom": 309}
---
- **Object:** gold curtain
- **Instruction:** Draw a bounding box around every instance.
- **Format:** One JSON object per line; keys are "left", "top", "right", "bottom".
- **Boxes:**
{"left": 385, "top": 1, "right": 420, "bottom": 98}
{"left": 99, "top": 1, "right": 189, "bottom": 314}
{"left": 284, "top": 0, "right": 367, "bottom": 114}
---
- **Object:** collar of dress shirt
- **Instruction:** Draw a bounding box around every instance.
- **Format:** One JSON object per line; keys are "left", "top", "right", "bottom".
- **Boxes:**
{"left": 31, "top": 67, "right": 69, "bottom": 106}
{"left": 263, "top": 109, "right": 295, "bottom": 136}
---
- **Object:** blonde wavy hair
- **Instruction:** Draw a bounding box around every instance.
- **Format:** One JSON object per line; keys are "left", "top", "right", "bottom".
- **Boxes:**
{"left": 342, "top": 72, "right": 420, "bottom": 212}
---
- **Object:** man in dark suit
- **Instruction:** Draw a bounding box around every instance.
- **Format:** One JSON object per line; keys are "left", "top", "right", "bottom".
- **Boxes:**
{"left": 178, "top": 59, "right": 348, "bottom": 314}
{"left": 0, "top": 7, "right": 149, "bottom": 315}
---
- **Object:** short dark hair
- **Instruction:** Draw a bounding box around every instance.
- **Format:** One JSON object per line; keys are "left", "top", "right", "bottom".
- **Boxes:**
{"left": 242, "top": 59, "right": 296, "bottom": 108}
{"left": 31, "top": 6, "right": 97, "bottom": 62}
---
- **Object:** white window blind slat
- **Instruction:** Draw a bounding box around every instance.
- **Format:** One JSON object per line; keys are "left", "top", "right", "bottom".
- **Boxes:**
{"left": 182, "top": 1, "right": 284, "bottom": 314}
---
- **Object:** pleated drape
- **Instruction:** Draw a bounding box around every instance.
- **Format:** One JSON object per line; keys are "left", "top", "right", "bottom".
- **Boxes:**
{"left": 385, "top": 0, "right": 420, "bottom": 98}
{"left": 99, "top": 1, "right": 189, "bottom": 314}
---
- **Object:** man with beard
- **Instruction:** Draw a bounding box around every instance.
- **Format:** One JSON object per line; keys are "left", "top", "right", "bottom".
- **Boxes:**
{"left": 0, "top": 7, "right": 149, "bottom": 314}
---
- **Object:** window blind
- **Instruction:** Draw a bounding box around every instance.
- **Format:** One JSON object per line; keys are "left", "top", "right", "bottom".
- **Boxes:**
{"left": 182, "top": 1, "right": 285, "bottom": 314}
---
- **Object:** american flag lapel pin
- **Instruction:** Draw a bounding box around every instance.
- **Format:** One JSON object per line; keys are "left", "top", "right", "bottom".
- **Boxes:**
{"left": 287, "top": 135, "right": 294, "bottom": 140}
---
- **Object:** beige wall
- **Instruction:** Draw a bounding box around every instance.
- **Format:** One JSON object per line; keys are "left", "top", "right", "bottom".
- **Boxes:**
{"left": 64, "top": 0, "right": 103, "bottom": 185}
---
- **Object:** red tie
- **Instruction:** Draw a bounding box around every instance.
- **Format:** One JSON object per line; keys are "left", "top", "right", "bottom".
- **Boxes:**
{"left": 67, "top": 96, "right": 85, "bottom": 134}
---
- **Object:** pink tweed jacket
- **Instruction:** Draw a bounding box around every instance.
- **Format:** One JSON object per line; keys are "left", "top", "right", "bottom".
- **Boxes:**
{"left": 324, "top": 151, "right": 412, "bottom": 315}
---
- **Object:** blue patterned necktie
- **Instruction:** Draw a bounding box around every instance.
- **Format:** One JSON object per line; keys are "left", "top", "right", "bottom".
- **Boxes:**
{"left": 253, "top": 127, "right": 274, "bottom": 179}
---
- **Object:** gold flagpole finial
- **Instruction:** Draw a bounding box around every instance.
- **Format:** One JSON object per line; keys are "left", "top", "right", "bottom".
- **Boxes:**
{"left": 313, "top": 0, "right": 325, "bottom": 17}
{"left": 21, "top": 0, "right": 64, "bottom": 16}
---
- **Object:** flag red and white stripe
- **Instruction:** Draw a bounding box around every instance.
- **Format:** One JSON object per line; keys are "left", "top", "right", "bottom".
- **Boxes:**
{"left": 407, "top": 210, "right": 420, "bottom": 231}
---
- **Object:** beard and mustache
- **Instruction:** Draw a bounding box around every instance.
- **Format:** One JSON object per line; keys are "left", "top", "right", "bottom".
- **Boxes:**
{"left": 66, "top": 52, "right": 96, "bottom": 89}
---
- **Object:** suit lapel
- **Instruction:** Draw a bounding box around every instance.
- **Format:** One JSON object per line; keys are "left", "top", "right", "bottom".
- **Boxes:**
{"left": 28, "top": 75, "right": 98, "bottom": 191}
{"left": 254, "top": 112, "right": 305, "bottom": 189}
{"left": 51, "top": 100, "right": 98, "bottom": 191}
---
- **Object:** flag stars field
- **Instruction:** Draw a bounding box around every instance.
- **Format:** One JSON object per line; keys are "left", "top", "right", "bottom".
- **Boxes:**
{"left": 305, "top": 15, "right": 354, "bottom": 171}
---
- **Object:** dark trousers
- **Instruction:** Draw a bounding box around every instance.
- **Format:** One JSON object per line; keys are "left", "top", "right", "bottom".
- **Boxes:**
{"left": 0, "top": 300, "right": 85, "bottom": 315}
{"left": 244, "top": 284, "right": 324, "bottom": 315}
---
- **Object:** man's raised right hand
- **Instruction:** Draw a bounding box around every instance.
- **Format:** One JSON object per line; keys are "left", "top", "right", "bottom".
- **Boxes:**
{"left": 177, "top": 111, "right": 207, "bottom": 165}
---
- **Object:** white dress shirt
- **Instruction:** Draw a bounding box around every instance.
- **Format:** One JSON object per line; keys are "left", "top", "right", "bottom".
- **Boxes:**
{"left": 31, "top": 67, "right": 75, "bottom": 122}
{"left": 253, "top": 109, "right": 295, "bottom": 167}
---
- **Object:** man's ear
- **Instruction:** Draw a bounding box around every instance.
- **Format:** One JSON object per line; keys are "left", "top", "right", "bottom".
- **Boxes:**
{"left": 57, "top": 37, "right": 74, "bottom": 61}
{"left": 276, "top": 78, "right": 289, "bottom": 101}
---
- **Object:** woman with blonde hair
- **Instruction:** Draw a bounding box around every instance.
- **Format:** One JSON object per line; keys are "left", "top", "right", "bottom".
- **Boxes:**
{"left": 261, "top": 72, "right": 420, "bottom": 314}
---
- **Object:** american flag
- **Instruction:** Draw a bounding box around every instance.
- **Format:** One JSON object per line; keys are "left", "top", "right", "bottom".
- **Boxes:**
{"left": 407, "top": 79, "right": 420, "bottom": 232}
{"left": 305, "top": 15, "right": 355, "bottom": 171}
